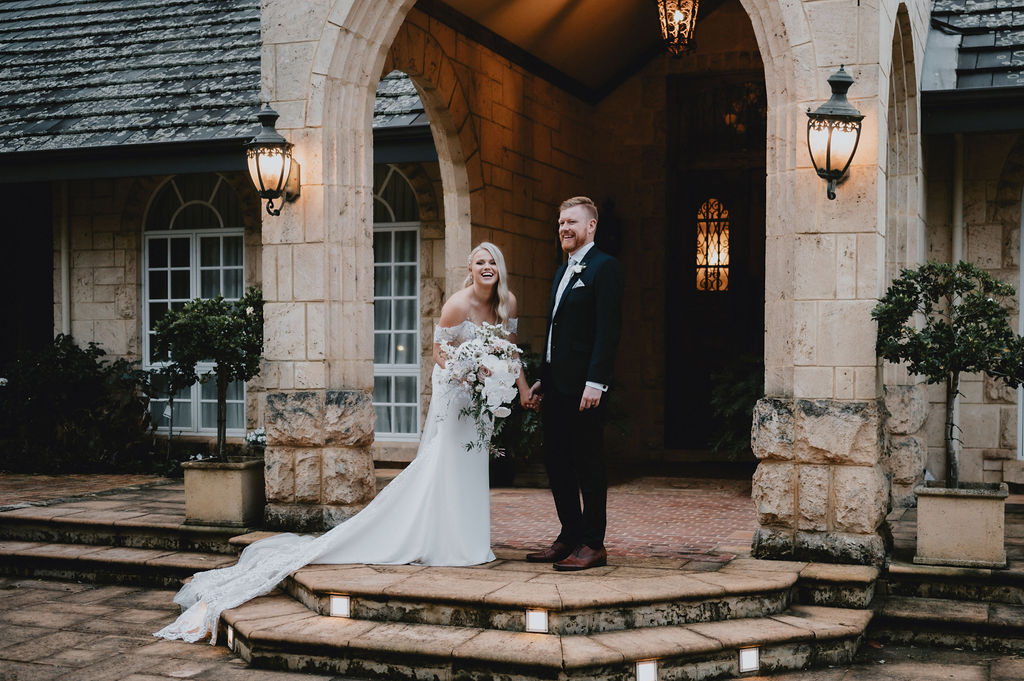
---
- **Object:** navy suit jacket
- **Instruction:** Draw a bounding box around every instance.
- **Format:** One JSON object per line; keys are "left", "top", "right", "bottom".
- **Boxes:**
{"left": 544, "top": 245, "right": 624, "bottom": 396}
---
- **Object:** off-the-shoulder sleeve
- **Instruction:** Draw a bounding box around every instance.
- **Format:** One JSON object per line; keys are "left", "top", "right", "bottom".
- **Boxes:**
{"left": 434, "top": 324, "right": 459, "bottom": 344}
{"left": 505, "top": 318, "right": 518, "bottom": 335}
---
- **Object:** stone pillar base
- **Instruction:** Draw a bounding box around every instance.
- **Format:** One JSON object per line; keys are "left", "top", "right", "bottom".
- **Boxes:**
{"left": 751, "top": 397, "right": 891, "bottom": 567}
{"left": 264, "top": 502, "right": 368, "bottom": 532}
{"left": 752, "top": 528, "right": 889, "bottom": 566}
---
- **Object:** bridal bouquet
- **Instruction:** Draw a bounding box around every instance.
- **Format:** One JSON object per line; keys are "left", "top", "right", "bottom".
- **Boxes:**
{"left": 439, "top": 322, "right": 521, "bottom": 452}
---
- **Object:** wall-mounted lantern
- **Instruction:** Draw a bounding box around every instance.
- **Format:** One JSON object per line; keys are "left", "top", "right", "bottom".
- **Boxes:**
{"left": 246, "top": 106, "right": 301, "bottom": 216}
{"left": 806, "top": 65, "right": 864, "bottom": 200}
{"left": 657, "top": 0, "right": 700, "bottom": 56}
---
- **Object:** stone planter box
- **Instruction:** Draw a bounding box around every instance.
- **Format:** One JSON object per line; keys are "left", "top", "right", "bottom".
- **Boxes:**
{"left": 914, "top": 481, "right": 1008, "bottom": 569}
{"left": 182, "top": 457, "right": 265, "bottom": 527}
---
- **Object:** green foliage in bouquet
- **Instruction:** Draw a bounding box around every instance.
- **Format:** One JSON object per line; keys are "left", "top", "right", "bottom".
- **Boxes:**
{"left": 152, "top": 287, "right": 264, "bottom": 461}
{"left": 871, "top": 261, "right": 1024, "bottom": 488}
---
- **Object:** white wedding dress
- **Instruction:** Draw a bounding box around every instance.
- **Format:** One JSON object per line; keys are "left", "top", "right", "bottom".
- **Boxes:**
{"left": 155, "top": 319, "right": 513, "bottom": 644}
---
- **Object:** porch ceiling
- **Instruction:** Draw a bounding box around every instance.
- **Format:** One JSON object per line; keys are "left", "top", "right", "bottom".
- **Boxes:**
{"left": 426, "top": 0, "right": 723, "bottom": 97}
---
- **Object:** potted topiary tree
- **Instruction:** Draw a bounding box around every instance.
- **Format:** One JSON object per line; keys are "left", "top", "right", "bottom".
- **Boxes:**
{"left": 153, "top": 286, "right": 265, "bottom": 527}
{"left": 872, "top": 261, "right": 1023, "bottom": 567}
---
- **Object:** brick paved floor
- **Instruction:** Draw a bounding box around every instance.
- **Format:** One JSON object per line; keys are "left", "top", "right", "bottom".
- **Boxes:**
{"left": 0, "top": 473, "right": 756, "bottom": 559}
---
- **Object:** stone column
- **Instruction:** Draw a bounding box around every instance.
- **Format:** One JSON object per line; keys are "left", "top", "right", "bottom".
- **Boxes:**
{"left": 257, "top": 0, "right": 405, "bottom": 531}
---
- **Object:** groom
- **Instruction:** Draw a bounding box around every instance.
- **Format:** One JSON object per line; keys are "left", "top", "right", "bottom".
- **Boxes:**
{"left": 527, "top": 196, "right": 623, "bottom": 571}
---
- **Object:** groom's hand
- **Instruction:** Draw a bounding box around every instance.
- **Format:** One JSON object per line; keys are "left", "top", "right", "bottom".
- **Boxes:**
{"left": 579, "top": 385, "right": 602, "bottom": 411}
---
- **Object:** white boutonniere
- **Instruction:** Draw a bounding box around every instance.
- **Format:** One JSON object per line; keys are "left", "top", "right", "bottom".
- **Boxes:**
{"left": 571, "top": 262, "right": 587, "bottom": 275}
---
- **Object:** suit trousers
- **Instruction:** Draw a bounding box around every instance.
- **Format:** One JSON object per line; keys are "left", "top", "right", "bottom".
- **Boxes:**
{"left": 542, "top": 385, "right": 608, "bottom": 550}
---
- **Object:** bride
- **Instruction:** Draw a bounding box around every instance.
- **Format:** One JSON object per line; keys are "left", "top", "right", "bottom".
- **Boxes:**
{"left": 156, "top": 242, "right": 534, "bottom": 643}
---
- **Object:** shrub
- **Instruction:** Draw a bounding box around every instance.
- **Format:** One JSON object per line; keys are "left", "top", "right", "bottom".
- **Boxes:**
{"left": 0, "top": 335, "right": 155, "bottom": 473}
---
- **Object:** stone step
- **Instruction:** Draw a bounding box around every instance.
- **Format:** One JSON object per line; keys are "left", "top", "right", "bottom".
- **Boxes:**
{"left": 281, "top": 562, "right": 799, "bottom": 635}
{"left": 0, "top": 539, "right": 236, "bottom": 588}
{"left": 883, "top": 560, "right": 1024, "bottom": 605}
{"left": 872, "top": 595, "right": 1024, "bottom": 653}
{"left": 222, "top": 595, "right": 871, "bottom": 681}
{"left": 374, "top": 468, "right": 400, "bottom": 494}
{"left": 0, "top": 503, "right": 250, "bottom": 555}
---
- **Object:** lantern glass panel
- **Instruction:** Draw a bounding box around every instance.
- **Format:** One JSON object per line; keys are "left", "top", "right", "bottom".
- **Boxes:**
{"left": 829, "top": 122, "right": 860, "bottom": 173}
{"left": 807, "top": 120, "right": 831, "bottom": 172}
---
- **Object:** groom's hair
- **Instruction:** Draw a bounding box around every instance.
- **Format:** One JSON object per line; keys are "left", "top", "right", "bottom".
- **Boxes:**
{"left": 560, "top": 196, "right": 598, "bottom": 222}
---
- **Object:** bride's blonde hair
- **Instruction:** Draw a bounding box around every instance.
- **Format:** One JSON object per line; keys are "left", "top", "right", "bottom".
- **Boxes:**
{"left": 463, "top": 242, "right": 511, "bottom": 325}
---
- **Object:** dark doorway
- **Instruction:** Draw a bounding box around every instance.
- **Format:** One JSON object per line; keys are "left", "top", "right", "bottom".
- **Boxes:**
{"left": 1, "top": 182, "right": 54, "bottom": 363}
{"left": 665, "top": 73, "right": 766, "bottom": 450}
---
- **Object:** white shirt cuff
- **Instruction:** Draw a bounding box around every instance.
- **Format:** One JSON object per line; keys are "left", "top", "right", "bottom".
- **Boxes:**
{"left": 585, "top": 381, "right": 608, "bottom": 392}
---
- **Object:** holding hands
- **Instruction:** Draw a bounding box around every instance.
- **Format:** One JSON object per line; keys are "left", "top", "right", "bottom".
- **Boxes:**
{"left": 520, "top": 380, "right": 543, "bottom": 411}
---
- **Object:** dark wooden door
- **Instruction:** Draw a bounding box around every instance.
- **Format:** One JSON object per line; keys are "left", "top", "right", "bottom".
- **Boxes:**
{"left": 664, "top": 73, "right": 766, "bottom": 450}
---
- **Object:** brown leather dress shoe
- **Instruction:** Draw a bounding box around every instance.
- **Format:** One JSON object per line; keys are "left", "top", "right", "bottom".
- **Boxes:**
{"left": 525, "top": 541, "right": 573, "bottom": 563}
{"left": 553, "top": 545, "right": 607, "bottom": 571}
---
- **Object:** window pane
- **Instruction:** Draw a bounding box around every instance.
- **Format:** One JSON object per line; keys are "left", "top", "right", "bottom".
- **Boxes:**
{"left": 201, "top": 270, "right": 219, "bottom": 298}
{"left": 395, "top": 300, "right": 415, "bottom": 330}
{"left": 395, "top": 333, "right": 416, "bottom": 364}
{"left": 394, "top": 231, "right": 416, "bottom": 262}
{"left": 227, "top": 402, "right": 244, "bottom": 430}
{"left": 373, "top": 300, "right": 391, "bottom": 330}
{"left": 149, "top": 303, "right": 168, "bottom": 329}
{"left": 148, "top": 239, "right": 168, "bottom": 268}
{"left": 374, "top": 232, "right": 391, "bottom": 263}
{"left": 224, "top": 270, "right": 242, "bottom": 299}
{"left": 374, "top": 376, "right": 391, "bottom": 402}
{"left": 224, "top": 237, "right": 243, "bottom": 266}
{"left": 201, "top": 401, "right": 217, "bottom": 429}
{"left": 374, "top": 333, "right": 391, "bottom": 364}
{"left": 171, "top": 270, "right": 190, "bottom": 299}
{"left": 148, "top": 271, "right": 168, "bottom": 300}
{"left": 171, "top": 237, "right": 190, "bottom": 267}
{"left": 374, "top": 265, "right": 391, "bottom": 297}
{"left": 395, "top": 406, "right": 416, "bottom": 433}
{"left": 201, "top": 380, "right": 217, "bottom": 400}
{"left": 395, "top": 265, "right": 416, "bottom": 296}
{"left": 200, "top": 237, "right": 220, "bottom": 267}
{"left": 226, "top": 379, "right": 244, "bottom": 400}
{"left": 395, "top": 376, "right": 416, "bottom": 403}
{"left": 375, "top": 405, "right": 391, "bottom": 433}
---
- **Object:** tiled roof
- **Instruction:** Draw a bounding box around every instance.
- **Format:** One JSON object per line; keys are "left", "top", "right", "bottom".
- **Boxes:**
{"left": 374, "top": 70, "right": 429, "bottom": 128}
{"left": 0, "top": 0, "right": 262, "bottom": 155}
{"left": 931, "top": 0, "right": 1024, "bottom": 89}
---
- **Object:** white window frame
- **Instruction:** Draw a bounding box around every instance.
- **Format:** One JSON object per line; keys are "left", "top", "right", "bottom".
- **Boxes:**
{"left": 142, "top": 219, "right": 246, "bottom": 437}
{"left": 372, "top": 221, "right": 421, "bottom": 441}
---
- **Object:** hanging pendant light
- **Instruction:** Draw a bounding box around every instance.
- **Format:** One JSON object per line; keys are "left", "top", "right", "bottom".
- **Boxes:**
{"left": 657, "top": 0, "right": 700, "bottom": 56}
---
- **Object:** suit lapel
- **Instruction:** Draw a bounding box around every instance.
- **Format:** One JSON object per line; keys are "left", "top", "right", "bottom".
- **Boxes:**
{"left": 552, "top": 247, "right": 599, "bottom": 320}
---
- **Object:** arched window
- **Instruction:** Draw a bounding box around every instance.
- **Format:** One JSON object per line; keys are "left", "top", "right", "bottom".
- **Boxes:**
{"left": 373, "top": 165, "right": 420, "bottom": 439}
{"left": 143, "top": 174, "right": 246, "bottom": 435}
{"left": 696, "top": 198, "right": 730, "bottom": 292}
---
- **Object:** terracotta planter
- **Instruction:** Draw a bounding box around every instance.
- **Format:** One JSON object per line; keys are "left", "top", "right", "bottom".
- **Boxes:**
{"left": 182, "top": 457, "right": 264, "bottom": 527}
{"left": 914, "top": 480, "right": 1008, "bottom": 569}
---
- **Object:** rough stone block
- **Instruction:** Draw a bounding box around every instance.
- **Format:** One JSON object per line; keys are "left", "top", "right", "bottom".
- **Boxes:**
{"left": 751, "top": 462, "right": 795, "bottom": 527}
{"left": 751, "top": 398, "right": 794, "bottom": 461}
{"left": 985, "top": 374, "right": 1017, "bottom": 403}
{"left": 883, "top": 384, "right": 928, "bottom": 435}
{"left": 264, "top": 447, "right": 295, "bottom": 503}
{"left": 794, "top": 399, "right": 883, "bottom": 466}
{"left": 325, "top": 390, "right": 376, "bottom": 447}
{"left": 751, "top": 527, "right": 795, "bottom": 560}
{"left": 888, "top": 434, "right": 926, "bottom": 484}
{"left": 1000, "top": 406, "right": 1017, "bottom": 449}
{"left": 322, "top": 446, "right": 375, "bottom": 505}
{"left": 266, "top": 391, "right": 325, "bottom": 446}
{"left": 890, "top": 482, "right": 916, "bottom": 508}
{"left": 832, "top": 465, "right": 888, "bottom": 534}
{"left": 294, "top": 449, "right": 322, "bottom": 503}
{"left": 794, "top": 531, "right": 887, "bottom": 567}
{"left": 798, "top": 465, "right": 829, "bottom": 531}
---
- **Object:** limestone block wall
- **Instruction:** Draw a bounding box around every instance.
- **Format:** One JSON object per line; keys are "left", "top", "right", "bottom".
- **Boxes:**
{"left": 923, "top": 133, "right": 1023, "bottom": 485}
{"left": 52, "top": 173, "right": 266, "bottom": 432}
